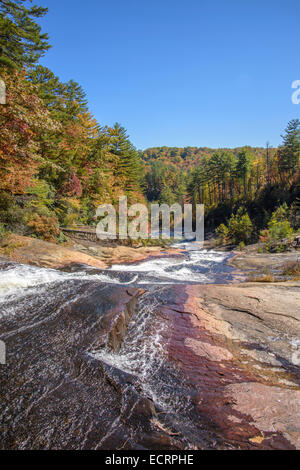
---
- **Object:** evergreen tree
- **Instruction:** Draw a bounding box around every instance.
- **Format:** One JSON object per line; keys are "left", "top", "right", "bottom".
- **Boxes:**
{"left": 26, "top": 66, "right": 65, "bottom": 111}
{"left": 109, "top": 123, "right": 142, "bottom": 194}
{"left": 277, "top": 119, "right": 300, "bottom": 180}
{"left": 0, "top": 0, "right": 50, "bottom": 68}
{"left": 236, "top": 148, "right": 252, "bottom": 197}
{"left": 27, "top": 66, "right": 88, "bottom": 122}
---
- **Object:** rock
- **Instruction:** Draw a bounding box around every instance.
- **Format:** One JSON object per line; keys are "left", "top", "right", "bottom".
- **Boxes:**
{"left": 0, "top": 234, "right": 107, "bottom": 269}
{"left": 88, "top": 246, "right": 99, "bottom": 254}
{"left": 162, "top": 282, "right": 300, "bottom": 449}
{"left": 73, "top": 244, "right": 87, "bottom": 251}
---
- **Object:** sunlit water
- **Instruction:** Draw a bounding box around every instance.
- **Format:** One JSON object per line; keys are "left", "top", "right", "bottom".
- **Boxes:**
{"left": 0, "top": 243, "right": 235, "bottom": 415}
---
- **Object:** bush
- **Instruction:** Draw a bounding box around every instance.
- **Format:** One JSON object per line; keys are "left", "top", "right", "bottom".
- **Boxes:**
{"left": 268, "top": 203, "right": 293, "bottom": 240}
{"left": 26, "top": 214, "right": 60, "bottom": 242}
{"left": 0, "top": 223, "right": 5, "bottom": 240}
{"left": 238, "top": 241, "right": 245, "bottom": 251}
{"left": 282, "top": 260, "right": 300, "bottom": 276}
{"left": 269, "top": 220, "right": 293, "bottom": 241}
{"left": 260, "top": 204, "right": 293, "bottom": 247}
{"left": 0, "top": 192, "right": 26, "bottom": 233}
{"left": 216, "top": 208, "right": 253, "bottom": 245}
{"left": 216, "top": 223, "right": 229, "bottom": 244}
{"left": 56, "top": 231, "right": 68, "bottom": 244}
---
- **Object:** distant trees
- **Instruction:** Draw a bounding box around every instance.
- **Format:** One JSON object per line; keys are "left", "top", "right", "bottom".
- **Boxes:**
{"left": 145, "top": 160, "right": 186, "bottom": 205}
{"left": 235, "top": 149, "right": 252, "bottom": 197}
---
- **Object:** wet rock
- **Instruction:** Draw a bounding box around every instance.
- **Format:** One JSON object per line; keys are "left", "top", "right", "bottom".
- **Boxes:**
{"left": 120, "top": 385, "right": 157, "bottom": 431}
{"left": 0, "top": 282, "right": 148, "bottom": 450}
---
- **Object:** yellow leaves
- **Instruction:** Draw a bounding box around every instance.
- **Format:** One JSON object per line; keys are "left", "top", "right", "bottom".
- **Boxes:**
{"left": 249, "top": 435, "right": 265, "bottom": 444}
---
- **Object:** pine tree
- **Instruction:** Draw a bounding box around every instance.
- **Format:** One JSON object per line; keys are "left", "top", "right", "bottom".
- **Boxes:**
{"left": 27, "top": 66, "right": 88, "bottom": 122}
{"left": 277, "top": 119, "right": 300, "bottom": 180}
{"left": 0, "top": 0, "right": 50, "bottom": 69}
{"left": 109, "top": 123, "right": 142, "bottom": 194}
{"left": 236, "top": 148, "right": 252, "bottom": 197}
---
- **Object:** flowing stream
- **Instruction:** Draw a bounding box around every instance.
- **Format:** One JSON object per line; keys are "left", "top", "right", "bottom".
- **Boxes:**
{"left": 0, "top": 243, "right": 237, "bottom": 449}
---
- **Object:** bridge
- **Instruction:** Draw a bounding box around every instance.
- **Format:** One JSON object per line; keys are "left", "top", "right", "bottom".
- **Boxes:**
{"left": 60, "top": 227, "right": 98, "bottom": 242}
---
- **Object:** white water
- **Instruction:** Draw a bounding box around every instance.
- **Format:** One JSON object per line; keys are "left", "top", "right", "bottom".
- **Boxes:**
{"left": 91, "top": 291, "right": 190, "bottom": 412}
{"left": 0, "top": 244, "right": 234, "bottom": 415}
{"left": 110, "top": 245, "right": 232, "bottom": 284}
{"left": 0, "top": 244, "right": 234, "bottom": 303}
{"left": 0, "top": 263, "right": 132, "bottom": 303}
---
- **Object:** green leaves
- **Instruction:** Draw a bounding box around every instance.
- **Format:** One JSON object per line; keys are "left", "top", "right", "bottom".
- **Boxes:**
{"left": 278, "top": 119, "right": 300, "bottom": 178}
{"left": 217, "top": 208, "right": 253, "bottom": 245}
{"left": 0, "top": 0, "right": 50, "bottom": 69}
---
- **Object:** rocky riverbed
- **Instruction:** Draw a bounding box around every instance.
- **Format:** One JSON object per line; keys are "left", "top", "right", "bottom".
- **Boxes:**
{"left": 0, "top": 238, "right": 299, "bottom": 450}
{"left": 0, "top": 233, "right": 182, "bottom": 269}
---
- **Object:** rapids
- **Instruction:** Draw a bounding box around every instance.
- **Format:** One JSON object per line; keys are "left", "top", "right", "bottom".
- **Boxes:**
{"left": 0, "top": 243, "right": 238, "bottom": 449}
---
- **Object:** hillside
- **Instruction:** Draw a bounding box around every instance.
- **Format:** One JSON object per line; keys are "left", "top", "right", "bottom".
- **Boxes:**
{"left": 141, "top": 146, "right": 272, "bottom": 170}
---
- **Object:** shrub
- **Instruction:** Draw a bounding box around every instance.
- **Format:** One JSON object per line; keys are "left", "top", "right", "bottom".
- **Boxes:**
{"left": 282, "top": 260, "right": 300, "bottom": 276}
{"left": 268, "top": 203, "right": 293, "bottom": 241}
{"left": 238, "top": 241, "right": 245, "bottom": 251}
{"left": 57, "top": 231, "right": 68, "bottom": 244}
{"left": 216, "top": 223, "right": 229, "bottom": 244}
{"left": 269, "top": 220, "right": 293, "bottom": 241}
{"left": 0, "top": 223, "right": 5, "bottom": 240}
{"left": 228, "top": 209, "right": 253, "bottom": 244}
{"left": 260, "top": 204, "right": 294, "bottom": 249}
{"left": 26, "top": 214, "right": 60, "bottom": 242}
{"left": 0, "top": 192, "right": 26, "bottom": 233}
{"left": 259, "top": 229, "right": 270, "bottom": 243}
{"left": 216, "top": 208, "right": 253, "bottom": 246}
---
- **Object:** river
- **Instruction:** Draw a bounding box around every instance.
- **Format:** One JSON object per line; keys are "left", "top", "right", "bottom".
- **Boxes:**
{"left": 0, "top": 243, "right": 241, "bottom": 450}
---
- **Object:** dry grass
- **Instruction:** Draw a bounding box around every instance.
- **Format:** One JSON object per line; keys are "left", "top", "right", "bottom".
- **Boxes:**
{"left": 282, "top": 260, "right": 300, "bottom": 277}
{"left": 247, "top": 274, "right": 275, "bottom": 283}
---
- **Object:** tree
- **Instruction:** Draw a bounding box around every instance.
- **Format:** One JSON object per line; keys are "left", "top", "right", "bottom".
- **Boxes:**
{"left": 108, "top": 123, "right": 142, "bottom": 194}
{"left": 277, "top": 119, "right": 300, "bottom": 180}
{"left": 0, "top": 69, "right": 58, "bottom": 193}
{"left": 217, "top": 208, "right": 253, "bottom": 245}
{"left": 208, "top": 152, "right": 235, "bottom": 201}
{"left": 267, "top": 203, "right": 293, "bottom": 241}
{"left": 236, "top": 148, "right": 252, "bottom": 197}
{"left": 145, "top": 161, "right": 166, "bottom": 201}
{"left": 0, "top": 0, "right": 50, "bottom": 68}
{"left": 27, "top": 66, "right": 88, "bottom": 121}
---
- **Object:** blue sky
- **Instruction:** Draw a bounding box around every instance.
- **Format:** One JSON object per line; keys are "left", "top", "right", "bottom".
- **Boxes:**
{"left": 36, "top": 0, "right": 299, "bottom": 149}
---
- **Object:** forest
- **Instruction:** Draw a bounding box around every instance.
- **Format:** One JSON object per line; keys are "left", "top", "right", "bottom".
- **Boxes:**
{"left": 0, "top": 0, "right": 299, "bottom": 248}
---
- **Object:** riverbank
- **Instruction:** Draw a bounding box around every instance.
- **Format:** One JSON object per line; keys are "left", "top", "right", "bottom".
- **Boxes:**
{"left": 0, "top": 233, "right": 183, "bottom": 270}
{"left": 229, "top": 246, "right": 300, "bottom": 280}
{"left": 162, "top": 281, "right": 300, "bottom": 449}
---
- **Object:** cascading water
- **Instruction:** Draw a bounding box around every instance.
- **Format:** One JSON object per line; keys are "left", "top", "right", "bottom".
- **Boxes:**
{"left": 110, "top": 244, "right": 236, "bottom": 285}
{"left": 91, "top": 288, "right": 192, "bottom": 413}
{"left": 0, "top": 243, "right": 238, "bottom": 449}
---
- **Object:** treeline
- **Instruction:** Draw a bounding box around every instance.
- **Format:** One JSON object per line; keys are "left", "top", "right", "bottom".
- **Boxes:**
{"left": 187, "top": 120, "right": 300, "bottom": 240}
{"left": 0, "top": 0, "right": 143, "bottom": 241}
{"left": 143, "top": 121, "right": 300, "bottom": 244}
{"left": 0, "top": 1, "right": 299, "bottom": 247}
{"left": 142, "top": 145, "right": 268, "bottom": 171}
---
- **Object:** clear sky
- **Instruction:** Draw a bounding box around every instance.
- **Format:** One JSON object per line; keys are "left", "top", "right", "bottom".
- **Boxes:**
{"left": 36, "top": 0, "right": 300, "bottom": 150}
